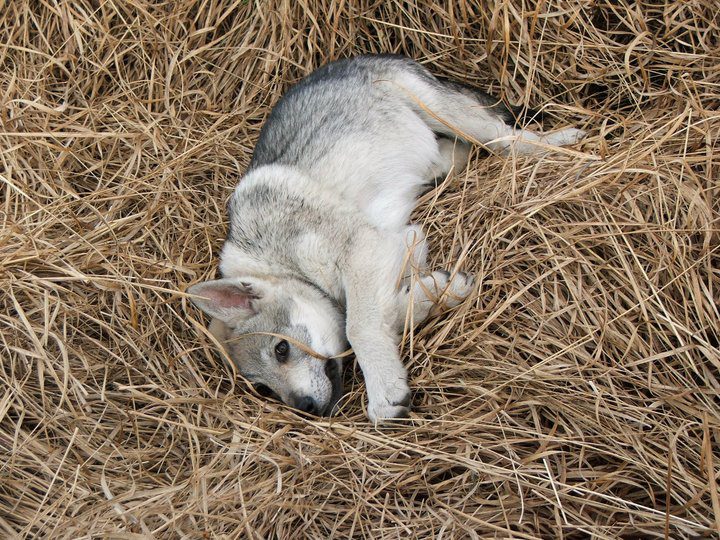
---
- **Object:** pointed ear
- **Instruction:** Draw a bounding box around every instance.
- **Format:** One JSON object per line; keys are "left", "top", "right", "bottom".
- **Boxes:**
{"left": 187, "top": 278, "right": 272, "bottom": 324}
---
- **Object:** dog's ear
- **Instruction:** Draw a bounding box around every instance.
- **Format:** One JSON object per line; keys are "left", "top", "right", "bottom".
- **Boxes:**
{"left": 187, "top": 278, "right": 273, "bottom": 324}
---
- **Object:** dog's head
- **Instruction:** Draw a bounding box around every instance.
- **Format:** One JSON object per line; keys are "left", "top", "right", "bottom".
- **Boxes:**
{"left": 188, "top": 277, "right": 346, "bottom": 415}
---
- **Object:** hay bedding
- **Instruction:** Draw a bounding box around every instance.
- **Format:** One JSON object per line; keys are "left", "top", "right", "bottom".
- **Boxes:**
{"left": 0, "top": 0, "right": 718, "bottom": 537}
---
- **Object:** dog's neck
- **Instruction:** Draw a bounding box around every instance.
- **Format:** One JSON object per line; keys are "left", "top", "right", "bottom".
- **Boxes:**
{"left": 220, "top": 164, "right": 366, "bottom": 305}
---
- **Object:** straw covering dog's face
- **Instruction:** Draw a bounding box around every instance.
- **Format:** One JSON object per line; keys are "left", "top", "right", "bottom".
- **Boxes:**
{"left": 188, "top": 277, "right": 346, "bottom": 415}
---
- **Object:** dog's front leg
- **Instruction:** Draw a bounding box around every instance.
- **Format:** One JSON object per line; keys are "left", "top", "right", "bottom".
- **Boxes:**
{"left": 343, "top": 241, "right": 412, "bottom": 422}
{"left": 345, "top": 293, "right": 412, "bottom": 422}
{"left": 396, "top": 270, "right": 475, "bottom": 331}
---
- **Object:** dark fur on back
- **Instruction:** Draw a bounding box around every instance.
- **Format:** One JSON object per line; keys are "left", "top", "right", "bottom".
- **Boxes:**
{"left": 250, "top": 55, "right": 513, "bottom": 169}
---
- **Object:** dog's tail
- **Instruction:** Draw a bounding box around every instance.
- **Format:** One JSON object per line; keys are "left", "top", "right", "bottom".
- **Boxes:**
{"left": 393, "top": 65, "right": 585, "bottom": 154}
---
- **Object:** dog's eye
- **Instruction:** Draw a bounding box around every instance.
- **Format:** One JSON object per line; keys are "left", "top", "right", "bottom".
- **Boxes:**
{"left": 274, "top": 340, "right": 289, "bottom": 362}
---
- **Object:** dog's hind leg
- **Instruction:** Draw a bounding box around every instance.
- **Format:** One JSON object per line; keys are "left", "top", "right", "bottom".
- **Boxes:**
{"left": 391, "top": 66, "right": 585, "bottom": 155}
{"left": 426, "top": 136, "right": 471, "bottom": 184}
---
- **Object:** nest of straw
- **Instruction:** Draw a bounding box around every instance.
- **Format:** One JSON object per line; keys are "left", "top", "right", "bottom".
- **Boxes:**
{"left": 1, "top": 1, "right": 718, "bottom": 538}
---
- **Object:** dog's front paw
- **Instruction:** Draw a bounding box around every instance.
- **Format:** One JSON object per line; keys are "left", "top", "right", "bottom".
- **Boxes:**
{"left": 444, "top": 271, "right": 475, "bottom": 307}
{"left": 427, "top": 270, "right": 475, "bottom": 308}
{"left": 367, "top": 379, "right": 412, "bottom": 423}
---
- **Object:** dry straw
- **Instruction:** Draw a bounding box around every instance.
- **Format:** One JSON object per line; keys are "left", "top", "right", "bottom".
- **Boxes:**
{"left": 1, "top": 1, "right": 718, "bottom": 538}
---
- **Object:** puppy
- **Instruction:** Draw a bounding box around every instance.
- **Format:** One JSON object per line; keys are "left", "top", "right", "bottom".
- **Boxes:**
{"left": 188, "top": 55, "right": 584, "bottom": 422}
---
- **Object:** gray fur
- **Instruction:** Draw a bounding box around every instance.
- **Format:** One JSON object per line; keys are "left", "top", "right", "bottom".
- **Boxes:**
{"left": 189, "top": 54, "right": 585, "bottom": 422}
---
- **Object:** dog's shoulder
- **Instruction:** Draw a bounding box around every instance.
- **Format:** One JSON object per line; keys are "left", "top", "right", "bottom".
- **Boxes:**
{"left": 222, "top": 166, "right": 366, "bottom": 297}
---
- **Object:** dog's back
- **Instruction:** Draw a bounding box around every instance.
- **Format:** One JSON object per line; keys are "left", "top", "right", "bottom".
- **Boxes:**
{"left": 246, "top": 55, "right": 583, "bottom": 230}
{"left": 249, "top": 55, "right": 508, "bottom": 170}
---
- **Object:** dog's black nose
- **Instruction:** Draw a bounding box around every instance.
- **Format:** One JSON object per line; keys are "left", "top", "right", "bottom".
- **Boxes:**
{"left": 295, "top": 396, "right": 318, "bottom": 415}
